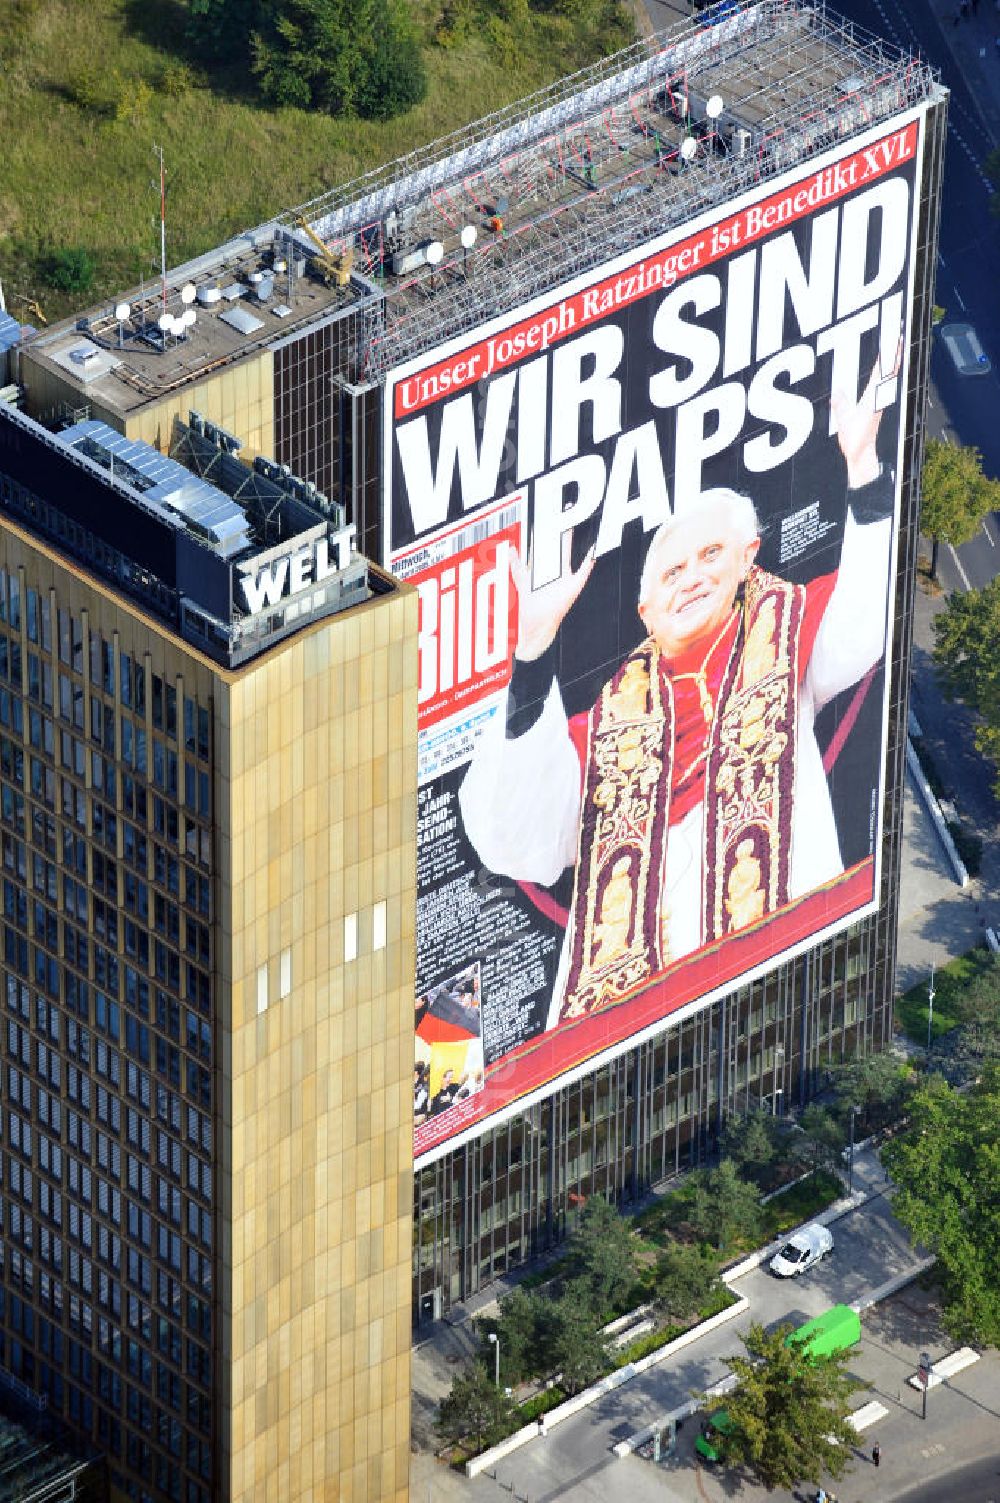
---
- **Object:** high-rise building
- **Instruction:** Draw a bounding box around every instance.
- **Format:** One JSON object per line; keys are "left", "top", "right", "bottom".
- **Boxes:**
{"left": 0, "top": 406, "right": 417, "bottom": 1502}
{"left": 1, "top": 0, "right": 945, "bottom": 1495}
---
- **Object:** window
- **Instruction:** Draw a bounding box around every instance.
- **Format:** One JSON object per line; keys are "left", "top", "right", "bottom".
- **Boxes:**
{"left": 344, "top": 913, "right": 357, "bottom": 964}
{"left": 373, "top": 900, "right": 387, "bottom": 952}
{"left": 279, "top": 949, "right": 291, "bottom": 999}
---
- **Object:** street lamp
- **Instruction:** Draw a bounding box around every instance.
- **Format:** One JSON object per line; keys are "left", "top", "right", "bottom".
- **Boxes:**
{"left": 487, "top": 1331, "right": 500, "bottom": 1388}
{"left": 847, "top": 1104, "right": 861, "bottom": 1194}
{"left": 927, "top": 965, "right": 936, "bottom": 1053}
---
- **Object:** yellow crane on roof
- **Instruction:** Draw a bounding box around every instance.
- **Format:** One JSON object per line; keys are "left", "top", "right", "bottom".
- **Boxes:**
{"left": 294, "top": 217, "right": 353, "bottom": 288}
{"left": 14, "top": 293, "right": 47, "bottom": 325}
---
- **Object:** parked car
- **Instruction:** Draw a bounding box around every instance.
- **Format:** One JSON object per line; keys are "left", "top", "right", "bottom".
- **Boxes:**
{"left": 769, "top": 1222, "right": 833, "bottom": 1278}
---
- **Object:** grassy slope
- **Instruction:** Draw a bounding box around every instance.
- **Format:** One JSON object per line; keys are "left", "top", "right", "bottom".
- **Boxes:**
{"left": 895, "top": 944, "right": 994, "bottom": 1044}
{"left": 0, "top": 0, "right": 636, "bottom": 319}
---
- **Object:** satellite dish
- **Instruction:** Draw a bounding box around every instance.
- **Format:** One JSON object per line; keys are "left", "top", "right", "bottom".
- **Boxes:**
{"left": 180, "top": 283, "right": 197, "bottom": 305}
{"left": 181, "top": 308, "right": 197, "bottom": 328}
{"left": 706, "top": 94, "right": 725, "bottom": 119}
{"left": 114, "top": 301, "right": 130, "bottom": 321}
{"left": 158, "top": 313, "right": 173, "bottom": 332}
{"left": 425, "top": 241, "right": 444, "bottom": 267}
{"left": 681, "top": 137, "right": 698, "bottom": 161}
{"left": 460, "top": 225, "right": 478, "bottom": 250}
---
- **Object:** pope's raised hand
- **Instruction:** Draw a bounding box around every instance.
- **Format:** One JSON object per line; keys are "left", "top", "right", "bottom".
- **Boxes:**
{"left": 510, "top": 530, "right": 595, "bottom": 661}
{"left": 831, "top": 329, "right": 902, "bottom": 490}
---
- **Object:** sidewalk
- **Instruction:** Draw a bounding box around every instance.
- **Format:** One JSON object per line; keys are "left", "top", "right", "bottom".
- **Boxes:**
{"left": 897, "top": 567, "right": 1000, "bottom": 994}
{"left": 411, "top": 1149, "right": 935, "bottom": 1502}
{"left": 411, "top": 1153, "right": 999, "bottom": 1503}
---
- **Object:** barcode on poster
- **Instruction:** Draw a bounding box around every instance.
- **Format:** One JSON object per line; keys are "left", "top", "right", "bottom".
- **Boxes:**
{"left": 394, "top": 501, "right": 522, "bottom": 580}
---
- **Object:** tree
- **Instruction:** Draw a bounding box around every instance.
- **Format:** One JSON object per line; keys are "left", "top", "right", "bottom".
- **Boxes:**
{"left": 566, "top": 1195, "right": 636, "bottom": 1317}
{"left": 943, "top": 958, "right": 1000, "bottom": 1079}
{"left": 545, "top": 1280, "right": 609, "bottom": 1394}
{"left": 187, "top": 0, "right": 263, "bottom": 61}
{"left": 45, "top": 247, "right": 95, "bottom": 295}
{"left": 882, "top": 1068, "right": 1000, "bottom": 1346}
{"left": 920, "top": 438, "right": 1000, "bottom": 580}
{"left": 932, "top": 578, "right": 1000, "bottom": 788}
{"left": 689, "top": 1159, "right": 762, "bottom": 1253}
{"left": 355, "top": 1, "right": 427, "bottom": 121}
{"left": 719, "top": 1109, "right": 776, "bottom": 1183}
{"left": 436, "top": 1361, "right": 516, "bottom": 1450}
{"left": 833, "top": 1051, "right": 912, "bottom": 1134}
{"left": 793, "top": 1103, "right": 846, "bottom": 1176}
{"left": 483, "top": 1287, "right": 544, "bottom": 1386}
{"left": 716, "top": 1322, "right": 866, "bottom": 1490}
{"left": 652, "top": 1240, "right": 720, "bottom": 1324}
{"left": 250, "top": 0, "right": 425, "bottom": 119}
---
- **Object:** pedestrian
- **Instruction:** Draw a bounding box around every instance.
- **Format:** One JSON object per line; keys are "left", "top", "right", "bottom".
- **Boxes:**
{"left": 872, "top": 1441, "right": 882, "bottom": 1467}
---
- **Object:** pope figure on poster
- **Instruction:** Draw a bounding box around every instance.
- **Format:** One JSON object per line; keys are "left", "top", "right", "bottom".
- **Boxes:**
{"left": 459, "top": 349, "right": 900, "bottom": 1030}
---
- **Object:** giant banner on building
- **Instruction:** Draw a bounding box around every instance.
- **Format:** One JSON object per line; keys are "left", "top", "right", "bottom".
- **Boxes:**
{"left": 386, "top": 109, "right": 926, "bottom": 1165}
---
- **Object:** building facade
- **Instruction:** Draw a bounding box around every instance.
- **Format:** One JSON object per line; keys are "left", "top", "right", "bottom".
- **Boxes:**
{"left": 0, "top": 2, "right": 948, "bottom": 1495}
{"left": 0, "top": 408, "right": 417, "bottom": 1502}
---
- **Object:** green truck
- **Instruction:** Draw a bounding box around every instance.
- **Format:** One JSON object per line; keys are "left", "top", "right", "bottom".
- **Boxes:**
{"left": 695, "top": 1306, "right": 861, "bottom": 1464}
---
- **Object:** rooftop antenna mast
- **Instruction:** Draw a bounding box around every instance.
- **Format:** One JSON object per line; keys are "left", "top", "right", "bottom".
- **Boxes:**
{"left": 154, "top": 145, "right": 167, "bottom": 314}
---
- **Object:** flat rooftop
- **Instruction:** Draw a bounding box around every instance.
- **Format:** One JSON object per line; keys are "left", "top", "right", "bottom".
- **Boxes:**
{"left": 21, "top": 0, "right": 939, "bottom": 417}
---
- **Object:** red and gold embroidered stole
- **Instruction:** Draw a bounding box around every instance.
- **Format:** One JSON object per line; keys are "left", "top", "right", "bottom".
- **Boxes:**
{"left": 560, "top": 567, "right": 803, "bottom": 1023}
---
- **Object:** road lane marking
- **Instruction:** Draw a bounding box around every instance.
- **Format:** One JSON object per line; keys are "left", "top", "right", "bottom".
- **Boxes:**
{"left": 948, "top": 543, "right": 972, "bottom": 591}
{"left": 983, "top": 519, "right": 995, "bottom": 547}
{"left": 954, "top": 286, "right": 967, "bottom": 311}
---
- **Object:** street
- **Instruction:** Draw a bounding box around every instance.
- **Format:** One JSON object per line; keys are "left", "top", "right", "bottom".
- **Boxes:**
{"left": 897, "top": 1453, "right": 1000, "bottom": 1503}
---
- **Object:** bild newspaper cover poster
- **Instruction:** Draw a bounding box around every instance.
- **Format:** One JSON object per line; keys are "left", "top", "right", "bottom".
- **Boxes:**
{"left": 385, "top": 108, "right": 926, "bottom": 1163}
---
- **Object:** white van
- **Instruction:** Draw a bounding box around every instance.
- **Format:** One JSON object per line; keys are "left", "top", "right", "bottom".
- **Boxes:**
{"left": 769, "top": 1222, "right": 834, "bottom": 1278}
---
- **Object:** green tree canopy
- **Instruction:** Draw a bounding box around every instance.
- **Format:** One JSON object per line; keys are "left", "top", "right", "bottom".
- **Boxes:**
{"left": 833, "top": 1051, "right": 912, "bottom": 1134}
{"left": 436, "top": 1360, "right": 516, "bottom": 1449}
{"left": 690, "top": 1159, "right": 762, "bottom": 1253}
{"left": 544, "top": 1279, "right": 610, "bottom": 1394}
{"left": 482, "top": 1287, "right": 544, "bottom": 1387}
{"left": 882, "top": 1068, "right": 1000, "bottom": 1346}
{"left": 942, "top": 956, "right": 1000, "bottom": 1078}
{"left": 719, "top": 1109, "right": 777, "bottom": 1182}
{"left": 932, "top": 579, "right": 1000, "bottom": 789}
{"left": 717, "top": 1322, "right": 866, "bottom": 1490}
{"left": 250, "top": 0, "right": 426, "bottom": 118}
{"left": 793, "top": 1103, "right": 846, "bottom": 1176}
{"left": 652, "top": 1240, "right": 720, "bottom": 1324}
{"left": 565, "top": 1195, "right": 636, "bottom": 1318}
{"left": 190, "top": 0, "right": 426, "bottom": 118}
{"left": 920, "top": 437, "right": 1000, "bottom": 579}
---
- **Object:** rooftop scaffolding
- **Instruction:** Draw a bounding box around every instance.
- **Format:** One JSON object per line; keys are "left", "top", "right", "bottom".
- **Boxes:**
{"left": 22, "top": 0, "right": 939, "bottom": 415}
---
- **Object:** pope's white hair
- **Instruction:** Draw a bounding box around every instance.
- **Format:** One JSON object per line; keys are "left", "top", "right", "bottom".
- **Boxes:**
{"left": 639, "top": 489, "right": 760, "bottom": 607}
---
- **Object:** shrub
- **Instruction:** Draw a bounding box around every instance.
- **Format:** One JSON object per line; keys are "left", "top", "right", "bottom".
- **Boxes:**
{"left": 160, "top": 60, "right": 196, "bottom": 97}
{"left": 65, "top": 66, "right": 108, "bottom": 114}
{"left": 115, "top": 75, "right": 154, "bottom": 124}
{"left": 45, "top": 248, "right": 96, "bottom": 295}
